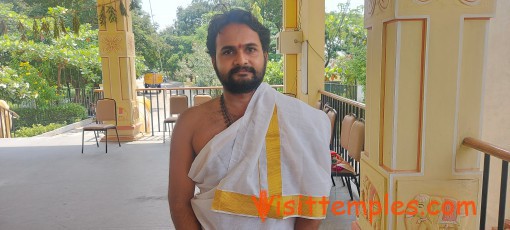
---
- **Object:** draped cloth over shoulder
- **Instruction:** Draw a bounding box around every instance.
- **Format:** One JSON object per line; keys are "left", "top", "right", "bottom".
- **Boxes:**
{"left": 188, "top": 83, "right": 332, "bottom": 229}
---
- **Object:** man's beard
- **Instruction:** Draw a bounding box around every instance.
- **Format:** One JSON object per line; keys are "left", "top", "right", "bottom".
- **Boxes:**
{"left": 214, "top": 61, "right": 266, "bottom": 94}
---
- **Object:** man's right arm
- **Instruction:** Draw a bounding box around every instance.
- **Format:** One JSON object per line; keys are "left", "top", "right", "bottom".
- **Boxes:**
{"left": 168, "top": 110, "right": 201, "bottom": 229}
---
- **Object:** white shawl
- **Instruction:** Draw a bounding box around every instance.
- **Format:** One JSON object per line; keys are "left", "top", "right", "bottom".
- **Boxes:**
{"left": 189, "top": 83, "right": 331, "bottom": 228}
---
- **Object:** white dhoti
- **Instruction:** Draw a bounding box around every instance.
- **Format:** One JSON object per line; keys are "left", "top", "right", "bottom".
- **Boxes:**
{"left": 189, "top": 83, "right": 332, "bottom": 229}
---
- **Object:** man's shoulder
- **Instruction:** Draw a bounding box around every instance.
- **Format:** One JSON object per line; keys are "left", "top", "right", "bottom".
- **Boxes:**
{"left": 275, "top": 93, "right": 324, "bottom": 116}
{"left": 179, "top": 99, "right": 217, "bottom": 123}
{"left": 274, "top": 93, "right": 329, "bottom": 129}
{"left": 273, "top": 93, "right": 330, "bottom": 144}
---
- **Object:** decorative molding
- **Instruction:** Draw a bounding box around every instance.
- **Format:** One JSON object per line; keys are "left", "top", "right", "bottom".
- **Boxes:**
{"left": 404, "top": 194, "right": 470, "bottom": 229}
{"left": 100, "top": 35, "right": 122, "bottom": 55}
{"left": 413, "top": 0, "right": 482, "bottom": 6}
{"left": 459, "top": 0, "right": 481, "bottom": 6}
{"left": 365, "top": 0, "right": 376, "bottom": 16}
{"left": 379, "top": 0, "right": 390, "bottom": 10}
{"left": 360, "top": 176, "right": 382, "bottom": 229}
{"left": 413, "top": 0, "right": 432, "bottom": 4}
{"left": 379, "top": 19, "right": 426, "bottom": 173}
{"left": 126, "top": 33, "right": 135, "bottom": 56}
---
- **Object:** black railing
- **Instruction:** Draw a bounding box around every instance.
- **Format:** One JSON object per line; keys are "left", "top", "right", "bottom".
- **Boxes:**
{"left": 7, "top": 87, "right": 101, "bottom": 123}
{"left": 463, "top": 137, "right": 509, "bottom": 230}
{"left": 137, "top": 86, "right": 224, "bottom": 136}
{"left": 93, "top": 85, "right": 284, "bottom": 136}
{"left": 10, "top": 87, "right": 99, "bottom": 110}
{"left": 324, "top": 82, "right": 359, "bottom": 101}
{"left": 319, "top": 89, "right": 366, "bottom": 176}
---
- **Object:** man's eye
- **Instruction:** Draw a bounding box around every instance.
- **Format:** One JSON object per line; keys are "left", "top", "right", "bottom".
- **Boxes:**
{"left": 247, "top": 47, "right": 256, "bottom": 53}
{"left": 222, "top": 50, "right": 233, "bottom": 55}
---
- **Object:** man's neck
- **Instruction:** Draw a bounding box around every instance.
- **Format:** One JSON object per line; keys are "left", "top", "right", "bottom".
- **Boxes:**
{"left": 222, "top": 90, "right": 256, "bottom": 118}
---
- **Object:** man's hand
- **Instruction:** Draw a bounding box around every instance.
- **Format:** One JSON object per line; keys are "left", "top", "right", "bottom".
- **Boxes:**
{"left": 294, "top": 218, "right": 322, "bottom": 230}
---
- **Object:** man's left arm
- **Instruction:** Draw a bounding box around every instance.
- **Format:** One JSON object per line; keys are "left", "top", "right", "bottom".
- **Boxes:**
{"left": 294, "top": 218, "right": 321, "bottom": 230}
{"left": 294, "top": 108, "right": 330, "bottom": 230}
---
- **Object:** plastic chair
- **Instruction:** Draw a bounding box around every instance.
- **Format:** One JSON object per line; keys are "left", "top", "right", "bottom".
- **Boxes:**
{"left": 163, "top": 95, "right": 189, "bottom": 143}
{"left": 81, "top": 98, "right": 121, "bottom": 153}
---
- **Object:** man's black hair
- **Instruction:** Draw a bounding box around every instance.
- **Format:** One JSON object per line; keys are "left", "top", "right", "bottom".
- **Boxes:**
{"left": 206, "top": 9, "right": 270, "bottom": 57}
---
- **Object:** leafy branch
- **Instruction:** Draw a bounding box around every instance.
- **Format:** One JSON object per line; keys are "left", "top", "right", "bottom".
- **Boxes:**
{"left": 97, "top": 0, "right": 132, "bottom": 27}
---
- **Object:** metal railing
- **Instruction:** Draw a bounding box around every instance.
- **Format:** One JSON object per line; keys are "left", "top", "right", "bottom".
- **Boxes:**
{"left": 0, "top": 103, "right": 19, "bottom": 138}
{"left": 462, "top": 137, "right": 509, "bottom": 230}
{"left": 324, "top": 82, "right": 358, "bottom": 101}
{"left": 93, "top": 85, "right": 284, "bottom": 136}
{"left": 10, "top": 87, "right": 99, "bottom": 108}
{"left": 319, "top": 89, "right": 366, "bottom": 177}
{"left": 319, "top": 91, "right": 509, "bottom": 230}
{"left": 15, "top": 87, "right": 105, "bottom": 118}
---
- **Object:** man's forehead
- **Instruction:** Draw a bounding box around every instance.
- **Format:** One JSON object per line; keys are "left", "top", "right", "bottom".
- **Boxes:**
{"left": 216, "top": 23, "right": 261, "bottom": 47}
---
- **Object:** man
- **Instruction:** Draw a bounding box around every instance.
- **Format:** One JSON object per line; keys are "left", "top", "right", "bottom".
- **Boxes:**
{"left": 169, "top": 9, "right": 332, "bottom": 229}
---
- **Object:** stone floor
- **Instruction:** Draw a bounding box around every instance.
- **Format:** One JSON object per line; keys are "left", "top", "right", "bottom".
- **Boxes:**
{"left": 0, "top": 127, "right": 357, "bottom": 230}
{"left": 322, "top": 183, "right": 359, "bottom": 230}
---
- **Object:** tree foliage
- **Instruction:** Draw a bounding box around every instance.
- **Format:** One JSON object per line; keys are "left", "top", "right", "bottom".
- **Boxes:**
{"left": 159, "top": 0, "right": 283, "bottom": 84}
{"left": 0, "top": 0, "right": 368, "bottom": 110}
{"left": 2, "top": 0, "right": 99, "bottom": 29}
{"left": 324, "top": 4, "right": 366, "bottom": 86}
{"left": 0, "top": 3, "right": 101, "bottom": 106}
{"left": 325, "top": 4, "right": 365, "bottom": 67}
{"left": 131, "top": 9, "right": 164, "bottom": 74}
{"left": 174, "top": 0, "right": 214, "bottom": 36}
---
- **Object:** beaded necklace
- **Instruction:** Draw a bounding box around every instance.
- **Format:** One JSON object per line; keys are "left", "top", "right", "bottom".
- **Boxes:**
{"left": 220, "top": 94, "right": 234, "bottom": 127}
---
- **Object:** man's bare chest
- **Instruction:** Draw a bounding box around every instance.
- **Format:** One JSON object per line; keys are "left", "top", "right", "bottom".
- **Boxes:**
{"left": 191, "top": 114, "right": 227, "bottom": 155}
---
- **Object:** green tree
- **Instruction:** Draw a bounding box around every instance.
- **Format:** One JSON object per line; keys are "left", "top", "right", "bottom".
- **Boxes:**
{"left": 158, "top": 2, "right": 216, "bottom": 81}
{"left": 0, "top": 66, "right": 34, "bottom": 104}
{"left": 132, "top": 10, "right": 163, "bottom": 73}
{"left": 325, "top": 3, "right": 365, "bottom": 67}
{"left": 0, "top": 3, "right": 102, "bottom": 106}
{"left": 2, "top": 0, "right": 99, "bottom": 29}
{"left": 324, "top": 4, "right": 366, "bottom": 86}
{"left": 174, "top": 25, "right": 218, "bottom": 86}
{"left": 164, "top": 0, "right": 284, "bottom": 84}
{"left": 174, "top": 0, "right": 214, "bottom": 36}
{"left": 264, "top": 59, "right": 283, "bottom": 85}
{"left": 159, "top": 30, "right": 194, "bottom": 81}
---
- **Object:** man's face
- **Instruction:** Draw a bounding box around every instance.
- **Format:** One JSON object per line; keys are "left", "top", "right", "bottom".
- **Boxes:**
{"left": 212, "top": 23, "right": 268, "bottom": 94}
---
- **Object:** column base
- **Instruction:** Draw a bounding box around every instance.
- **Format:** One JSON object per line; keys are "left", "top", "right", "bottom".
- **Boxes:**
{"left": 99, "top": 121, "right": 143, "bottom": 142}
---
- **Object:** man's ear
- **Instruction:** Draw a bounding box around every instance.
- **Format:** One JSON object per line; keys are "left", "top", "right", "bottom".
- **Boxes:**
{"left": 211, "top": 57, "right": 216, "bottom": 66}
{"left": 264, "top": 52, "right": 268, "bottom": 60}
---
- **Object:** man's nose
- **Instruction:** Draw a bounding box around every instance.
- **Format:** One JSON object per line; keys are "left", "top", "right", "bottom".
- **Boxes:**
{"left": 234, "top": 52, "right": 248, "bottom": 66}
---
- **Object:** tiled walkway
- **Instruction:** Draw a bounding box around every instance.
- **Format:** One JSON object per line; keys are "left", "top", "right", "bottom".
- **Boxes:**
{"left": 0, "top": 128, "right": 356, "bottom": 230}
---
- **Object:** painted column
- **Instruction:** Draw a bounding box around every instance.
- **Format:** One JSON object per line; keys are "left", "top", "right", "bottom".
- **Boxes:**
{"left": 282, "top": 0, "right": 325, "bottom": 105}
{"left": 282, "top": 0, "right": 298, "bottom": 97}
{"left": 357, "top": 0, "right": 496, "bottom": 229}
{"left": 97, "top": 0, "right": 141, "bottom": 141}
